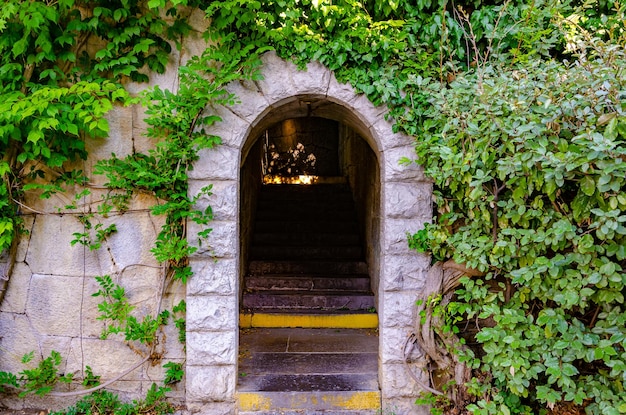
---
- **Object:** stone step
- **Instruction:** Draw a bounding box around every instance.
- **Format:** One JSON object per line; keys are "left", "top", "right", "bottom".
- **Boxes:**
{"left": 245, "top": 274, "right": 371, "bottom": 292}
{"left": 240, "top": 328, "right": 379, "bottom": 353}
{"left": 259, "top": 183, "right": 352, "bottom": 198}
{"left": 253, "top": 232, "right": 360, "bottom": 246}
{"left": 256, "top": 197, "right": 355, "bottom": 208}
{"left": 250, "top": 245, "right": 363, "bottom": 260}
{"left": 238, "top": 373, "right": 379, "bottom": 392}
{"left": 249, "top": 260, "right": 369, "bottom": 275}
{"left": 242, "top": 292, "right": 375, "bottom": 311}
{"left": 239, "top": 312, "right": 379, "bottom": 328}
{"left": 240, "top": 352, "right": 378, "bottom": 377}
{"left": 254, "top": 219, "right": 358, "bottom": 233}
{"left": 255, "top": 207, "right": 356, "bottom": 221}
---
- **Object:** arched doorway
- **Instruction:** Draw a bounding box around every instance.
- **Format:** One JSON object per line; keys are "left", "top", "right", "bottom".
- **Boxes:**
{"left": 237, "top": 110, "right": 381, "bottom": 411}
{"left": 185, "top": 51, "right": 432, "bottom": 414}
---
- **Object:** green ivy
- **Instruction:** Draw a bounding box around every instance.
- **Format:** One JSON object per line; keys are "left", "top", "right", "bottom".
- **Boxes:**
{"left": 0, "top": 0, "right": 198, "bottom": 402}
{"left": 18, "top": 351, "right": 73, "bottom": 397}
{"left": 0, "top": 0, "right": 194, "bottom": 255}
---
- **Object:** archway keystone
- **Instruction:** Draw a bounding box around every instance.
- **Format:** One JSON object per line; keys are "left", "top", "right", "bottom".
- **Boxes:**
{"left": 187, "top": 51, "right": 431, "bottom": 414}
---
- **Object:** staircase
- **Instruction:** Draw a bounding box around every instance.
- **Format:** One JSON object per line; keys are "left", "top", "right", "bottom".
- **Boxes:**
{"left": 238, "top": 180, "right": 380, "bottom": 414}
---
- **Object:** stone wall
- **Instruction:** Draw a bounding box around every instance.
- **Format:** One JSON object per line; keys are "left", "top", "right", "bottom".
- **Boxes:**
{"left": 0, "top": 122, "right": 187, "bottom": 411}
{"left": 341, "top": 124, "right": 381, "bottom": 302}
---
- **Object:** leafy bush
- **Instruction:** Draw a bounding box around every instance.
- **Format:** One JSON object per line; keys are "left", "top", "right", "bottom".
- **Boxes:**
{"left": 410, "top": 15, "right": 626, "bottom": 414}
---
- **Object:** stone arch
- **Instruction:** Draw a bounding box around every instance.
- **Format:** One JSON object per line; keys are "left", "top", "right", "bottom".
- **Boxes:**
{"left": 186, "top": 51, "right": 432, "bottom": 414}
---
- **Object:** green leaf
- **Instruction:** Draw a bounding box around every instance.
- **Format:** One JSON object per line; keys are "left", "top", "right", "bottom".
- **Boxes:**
{"left": 12, "top": 37, "right": 29, "bottom": 57}
{"left": 580, "top": 175, "right": 595, "bottom": 196}
{"left": 97, "top": 118, "right": 109, "bottom": 133}
{"left": 147, "top": 0, "right": 164, "bottom": 8}
{"left": 561, "top": 363, "right": 579, "bottom": 377}
{"left": 67, "top": 123, "right": 78, "bottom": 136}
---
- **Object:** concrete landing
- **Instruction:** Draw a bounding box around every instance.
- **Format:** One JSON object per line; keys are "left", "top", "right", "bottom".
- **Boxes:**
{"left": 237, "top": 391, "right": 381, "bottom": 412}
{"left": 238, "top": 328, "right": 380, "bottom": 413}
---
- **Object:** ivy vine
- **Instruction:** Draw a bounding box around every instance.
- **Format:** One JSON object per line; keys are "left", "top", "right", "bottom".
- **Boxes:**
{"left": 1, "top": 0, "right": 625, "bottom": 414}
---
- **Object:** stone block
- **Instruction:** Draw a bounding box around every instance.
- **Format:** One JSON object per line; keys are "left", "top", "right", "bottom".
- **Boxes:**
{"left": 384, "top": 182, "right": 432, "bottom": 220}
{"left": 64, "top": 338, "right": 147, "bottom": 381}
{"left": 383, "top": 146, "right": 428, "bottom": 182}
{"left": 117, "top": 265, "right": 163, "bottom": 316}
{"left": 188, "top": 179, "right": 238, "bottom": 222}
{"left": 225, "top": 80, "right": 271, "bottom": 123}
{"left": 16, "top": 216, "right": 34, "bottom": 262}
{"left": 188, "top": 258, "right": 237, "bottom": 296}
{"left": 91, "top": 105, "right": 134, "bottom": 159}
{"left": 186, "top": 295, "right": 237, "bottom": 332}
{"left": 158, "top": 317, "right": 187, "bottom": 361}
{"left": 80, "top": 275, "right": 110, "bottom": 338}
{"left": 188, "top": 220, "right": 237, "bottom": 259}
{"left": 383, "top": 397, "right": 432, "bottom": 415}
{"left": 201, "top": 104, "right": 250, "bottom": 149}
{"left": 187, "top": 331, "right": 237, "bottom": 366}
{"left": 383, "top": 219, "right": 429, "bottom": 256}
{"left": 380, "top": 327, "right": 424, "bottom": 365}
{"left": 131, "top": 103, "right": 153, "bottom": 155}
{"left": 290, "top": 59, "right": 331, "bottom": 96}
{"left": 257, "top": 52, "right": 300, "bottom": 104}
{"left": 1, "top": 394, "right": 83, "bottom": 413}
{"left": 326, "top": 74, "right": 361, "bottom": 108}
{"left": 187, "top": 401, "right": 236, "bottom": 415}
{"left": 0, "top": 313, "right": 40, "bottom": 373}
{"left": 380, "top": 291, "right": 418, "bottom": 329}
{"left": 371, "top": 119, "right": 413, "bottom": 150}
{"left": 26, "top": 274, "right": 84, "bottom": 337}
{"left": 25, "top": 215, "right": 113, "bottom": 276}
{"left": 382, "top": 254, "right": 429, "bottom": 292}
{"left": 181, "top": 31, "right": 210, "bottom": 66}
{"left": 77, "top": 103, "right": 134, "bottom": 188}
{"left": 189, "top": 146, "right": 239, "bottom": 181}
{"left": 187, "top": 7, "right": 211, "bottom": 32}
{"left": 186, "top": 364, "right": 236, "bottom": 403}
{"left": 349, "top": 93, "right": 388, "bottom": 129}
{"left": 104, "top": 380, "right": 145, "bottom": 397}
{"left": 105, "top": 214, "right": 161, "bottom": 271}
{"left": 146, "top": 357, "right": 185, "bottom": 381}
{"left": 0, "top": 262, "right": 31, "bottom": 313}
{"left": 381, "top": 363, "right": 423, "bottom": 399}
{"left": 38, "top": 335, "right": 74, "bottom": 367}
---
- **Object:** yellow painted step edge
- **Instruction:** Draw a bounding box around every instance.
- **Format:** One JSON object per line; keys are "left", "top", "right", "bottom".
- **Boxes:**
{"left": 239, "top": 312, "right": 378, "bottom": 328}
{"left": 237, "top": 391, "right": 381, "bottom": 411}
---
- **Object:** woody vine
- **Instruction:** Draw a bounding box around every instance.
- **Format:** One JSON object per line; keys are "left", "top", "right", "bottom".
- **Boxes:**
{"left": 1, "top": 0, "right": 625, "bottom": 414}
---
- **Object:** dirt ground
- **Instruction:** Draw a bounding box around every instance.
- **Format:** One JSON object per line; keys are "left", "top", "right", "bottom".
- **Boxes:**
{"left": 0, "top": 410, "right": 49, "bottom": 415}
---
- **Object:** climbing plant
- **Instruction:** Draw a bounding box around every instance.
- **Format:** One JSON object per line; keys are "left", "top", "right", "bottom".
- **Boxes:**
{"left": 0, "top": 0, "right": 268, "bottom": 405}
{"left": 1, "top": 0, "right": 625, "bottom": 414}
{"left": 0, "top": 0, "right": 207, "bottom": 404}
